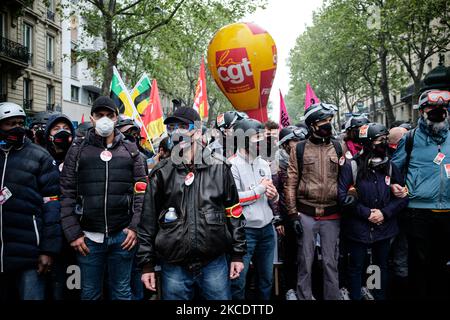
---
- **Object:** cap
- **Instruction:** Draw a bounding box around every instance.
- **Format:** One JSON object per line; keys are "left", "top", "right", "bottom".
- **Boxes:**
{"left": 164, "top": 107, "right": 200, "bottom": 125}
{"left": 91, "top": 96, "right": 119, "bottom": 115}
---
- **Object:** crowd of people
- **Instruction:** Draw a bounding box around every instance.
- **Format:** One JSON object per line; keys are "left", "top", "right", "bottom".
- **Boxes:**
{"left": 0, "top": 87, "right": 449, "bottom": 301}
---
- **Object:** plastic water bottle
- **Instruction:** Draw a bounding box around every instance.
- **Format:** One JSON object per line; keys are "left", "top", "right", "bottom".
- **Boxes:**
{"left": 164, "top": 207, "right": 177, "bottom": 223}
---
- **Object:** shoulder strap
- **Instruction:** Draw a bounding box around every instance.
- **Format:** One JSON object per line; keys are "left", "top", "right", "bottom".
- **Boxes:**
{"left": 331, "top": 138, "right": 343, "bottom": 159}
{"left": 403, "top": 128, "right": 416, "bottom": 175}
{"left": 350, "top": 159, "right": 358, "bottom": 186}
{"left": 122, "top": 140, "right": 140, "bottom": 158}
{"left": 296, "top": 140, "right": 307, "bottom": 182}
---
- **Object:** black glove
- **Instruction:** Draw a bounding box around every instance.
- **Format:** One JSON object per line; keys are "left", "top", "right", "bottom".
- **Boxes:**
{"left": 290, "top": 219, "right": 303, "bottom": 236}
{"left": 343, "top": 194, "right": 356, "bottom": 208}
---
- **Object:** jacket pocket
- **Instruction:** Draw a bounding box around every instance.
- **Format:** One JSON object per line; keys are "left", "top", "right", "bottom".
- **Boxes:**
{"left": 329, "top": 156, "right": 339, "bottom": 176}
{"left": 299, "top": 157, "right": 316, "bottom": 198}
{"left": 32, "top": 215, "right": 40, "bottom": 247}
{"left": 202, "top": 211, "right": 230, "bottom": 252}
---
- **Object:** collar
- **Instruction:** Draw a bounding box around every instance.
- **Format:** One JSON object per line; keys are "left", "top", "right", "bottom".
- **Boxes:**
{"left": 309, "top": 135, "right": 331, "bottom": 145}
{"left": 237, "top": 149, "right": 260, "bottom": 165}
{"left": 87, "top": 128, "right": 123, "bottom": 149}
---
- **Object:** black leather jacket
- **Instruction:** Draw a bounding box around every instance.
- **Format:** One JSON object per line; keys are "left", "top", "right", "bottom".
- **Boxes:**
{"left": 137, "top": 153, "right": 246, "bottom": 272}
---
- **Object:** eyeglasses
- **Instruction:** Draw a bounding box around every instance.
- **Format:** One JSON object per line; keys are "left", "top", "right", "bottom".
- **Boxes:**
{"left": 419, "top": 90, "right": 450, "bottom": 107}
{"left": 172, "top": 123, "right": 195, "bottom": 131}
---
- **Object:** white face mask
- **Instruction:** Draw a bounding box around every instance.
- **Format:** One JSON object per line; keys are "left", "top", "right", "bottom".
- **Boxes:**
{"left": 94, "top": 116, "right": 115, "bottom": 137}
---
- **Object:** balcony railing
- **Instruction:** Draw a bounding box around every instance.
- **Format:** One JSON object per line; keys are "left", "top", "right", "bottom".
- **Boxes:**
{"left": 23, "top": 99, "right": 33, "bottom": 110}
{"left": 47, "top": 10, "right": 55, "bottom": 22}
{"left": 0, "top": 36, "right": 31, "bottom": 64}
{"left": 46, "top": 103, "right": 55, "bottom": 111}
{"left": 47, "top": 60, "right": 54, "bottom": 72}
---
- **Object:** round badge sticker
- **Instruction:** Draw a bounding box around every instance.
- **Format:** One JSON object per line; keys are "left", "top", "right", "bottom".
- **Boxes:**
{"left": 100, "top": 150, "right": 112, "bottom": 162}
{"left": 385, "top": 176, "right": 391, "bottom": 186}
{"left": 339, "top": 156, "right": 346, "bottom": 166}
{"left": 58, "top": 163, "right": 64, "bottom": 172}
{"left": 185, "top": 172, "right": 195, "bottom": 186}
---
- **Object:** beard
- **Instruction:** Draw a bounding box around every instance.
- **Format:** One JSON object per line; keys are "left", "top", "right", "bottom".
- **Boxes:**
{"left": 424, "top": 117, "right": 449, "bottom": 135}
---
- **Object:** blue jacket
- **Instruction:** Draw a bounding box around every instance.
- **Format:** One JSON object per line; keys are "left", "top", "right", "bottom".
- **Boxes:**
{"left": 392, "top": 126, "right": 450, "bottom": 209}
{"left": 338, "top": 159, "right": 408, "bottom": 244}
{"left": 0, "top": 139, "right": 62, "bottom": 273}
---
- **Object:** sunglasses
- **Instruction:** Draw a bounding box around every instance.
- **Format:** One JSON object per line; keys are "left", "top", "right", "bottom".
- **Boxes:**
{"left": 172, "top": 123, "right": 195, "bottom": 131}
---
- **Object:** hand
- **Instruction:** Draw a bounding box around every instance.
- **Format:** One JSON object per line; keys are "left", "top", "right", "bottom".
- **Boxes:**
{"left": 229, "top": 262, "right": 244, "bottom": 280}
{"left": 121, "top": 228, "right": 137, "bottom": 251}
{"left": 70, "top": 236, "right": 90, "bottom": 256}
{"left": 265, "top": 184, "right": 278, "bottom": 200}
{"left": 141, "top": 272, "right": 157, "bottom": 291}
{"left": 369, "top": 209, "right": 384, "bottom": 224}
{"left": 391, "top": 184, "right": 408, "bottom": 198}
{"left": 275, "top": 225, "right": 285, "bottom": 236}
{"left": 291, "top": 218, "right": 303, "bottom": 236}
{"left": 37, "top": 255, "right": 53, "bottom": 274}
{"left": 260, "top": 178, "right": 272, "bottom": 188}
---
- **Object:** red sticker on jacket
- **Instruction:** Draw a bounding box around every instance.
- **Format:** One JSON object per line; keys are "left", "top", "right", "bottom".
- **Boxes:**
{"left": 134, "top": 182, "right": 147, "bottom": 194}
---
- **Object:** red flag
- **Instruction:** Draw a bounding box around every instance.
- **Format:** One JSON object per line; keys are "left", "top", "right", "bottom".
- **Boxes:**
{"left": 193, "top": 57, "right": 208, "bottom": 120}
{"left": 304, "top": 83, "right": 320, "bottom": 110}
{"left": 279, "top": 90, "right": 290, "bottom": 128}
{"left": 81, "top": 113, "right": 85, "bottom": 123}
{"left": 140, "top": 79, "right": 165, "bottom": 149}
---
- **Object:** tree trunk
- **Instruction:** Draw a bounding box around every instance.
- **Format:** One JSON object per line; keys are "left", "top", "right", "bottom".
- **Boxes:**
{"left": 101, "top": 13, "right": 117, "bottom": 95}
{"left": 378, "top": 47, "right": 395, "bottom": 127}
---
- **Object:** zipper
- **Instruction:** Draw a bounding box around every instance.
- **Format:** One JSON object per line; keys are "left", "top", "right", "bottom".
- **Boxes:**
{"left": 32, "top": 215, "right": 40, "bottom": 246}
{"left": 438, "top": 145, "right": 443, "bottom": 209}
{"left": 0, "top": 151, "right": 9, "bottom": 272}
{"left": 104, "top": 148, "right": 109, "bottom": 237}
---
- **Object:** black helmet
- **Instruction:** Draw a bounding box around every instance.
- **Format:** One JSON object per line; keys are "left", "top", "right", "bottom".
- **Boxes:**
{"left": 358, "top": 123, "right": 389, "bottom": 145}
{"left": 304, "top": 103, "right": 337, "bottom": 127}
{"left": 75, "top": 121, "right": 93, "bottom": 137}
{"left": 234, "top": 118, "right": 264, "bottom": 134}
{"left": 29, "top": 111, "right": 58, "bottom": 127}
{"left": 345, "top": 115, "right": 370, "bottom": 131}
{"left": 278, "top": 126, "right": 308, "bottom": 146}
{"left": 116, "top": 116, "right": 139, "bottom": 132}
{"left": 215, "top": 111, "right": 247, "bottom": 132}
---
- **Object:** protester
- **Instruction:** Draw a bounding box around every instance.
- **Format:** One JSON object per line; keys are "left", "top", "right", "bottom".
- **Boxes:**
{"left": 387, "top": 127, "right": 408, "bottom": 158}
{"left": 60, "top": 96, "right": 147, "bottom": 300}
{"left": 338, "top": 123, "right": 408, "bottom": 300}
{"left": 285, "top": 102, "right": 346, "bottom": 300}
{"left": 0, "top": 102, "right": 62, "bottom": 301}
{"left": 209, "top": 111, "right": 247, "bottom": 159}
{"left": 275, "top": 125, "right": 308, "bottom": 299}
{"left": 343, "top": 115, "right": 370, "bottom": 158}
{"left": 392, "top": 89, "right": 450, "bottom": 299}
{"left": 228, "top": 118, "right": 278, "bottom": 300}
{"left": 138, "top": 107, "right": 246, "bottom": 300}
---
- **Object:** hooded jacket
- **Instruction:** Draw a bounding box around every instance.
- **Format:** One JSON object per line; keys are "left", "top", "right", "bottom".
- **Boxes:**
{"left": 44, "top": 113, "right": 75, "bottom": 165}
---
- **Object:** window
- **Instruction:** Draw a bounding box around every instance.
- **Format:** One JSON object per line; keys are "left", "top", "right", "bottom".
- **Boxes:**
{"left": 71, "top": 49, "right": 78, "bottom": 78}
{"left": 88, "top": 91, "right": 98, "bottom": 106}
{"left": 47, "top": 0, "right": 55, "bottom": 21}
{"left": 0, "top": 12, "right": 5, "bottom": 38}
{"left": 23, "top": 23, "right": 33, "bottom": 63}
{"left": 428, "top": 61, "right": 433, "bottom": 72}
{"left": 71, "top": 85, "right": 79, "bottom": 102}
{"left": 70, "top": 16, "right": 78, "bottom": 43}
{"left": 0, "top": 72, "right": 6, "bottom": 102}
{"left": 23, "top": 78, "right": 32, "bottom": 110}
{"left": 46, "top": 35, "right": 54, "bottom": 72}
{"left": 46, "top": 85, "right": 54, "bottom": 111}
{"left": 393, "top": 94, "right": 397, "bottom": 104}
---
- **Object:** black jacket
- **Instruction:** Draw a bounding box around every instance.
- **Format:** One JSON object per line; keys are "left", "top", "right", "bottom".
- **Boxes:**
{"left": 60, "top": 129, "right": 147, "bottom": 243}
{"left": 338, "top": 157, "right": 408, "bottom": 244}
{"left": 137, "top": 153, "right": 247, "bottom": 272}
{"left": 0, "top": 139, "right": 62, "bottom": 273}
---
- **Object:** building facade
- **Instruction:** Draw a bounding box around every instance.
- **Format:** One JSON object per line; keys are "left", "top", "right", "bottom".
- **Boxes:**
{"left": 0, "top": 0, "right": 62, "bottom": 118}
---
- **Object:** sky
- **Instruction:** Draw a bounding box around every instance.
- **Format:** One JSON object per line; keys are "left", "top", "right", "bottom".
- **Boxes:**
{"left": 244, "top": 0, "right": 324, "bottom": 121}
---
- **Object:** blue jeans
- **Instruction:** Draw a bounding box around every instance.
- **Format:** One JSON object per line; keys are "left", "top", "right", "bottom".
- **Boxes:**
{"left": 77, "top": 230, "right": 136, "bottom": 300}
{"left": 347, "top": 238, "right": 391, "bottom": 300}
{"left": 161, "top": 254, "right": 231, "bottom": 300}
{"left": 231, "top": 223, "right": 275, "bottom": 300}
{"left": 0, "top": 269, "right": 45, "bottom": 300}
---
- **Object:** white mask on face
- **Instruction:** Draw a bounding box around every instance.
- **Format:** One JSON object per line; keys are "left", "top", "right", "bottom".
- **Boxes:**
{"left": 94, "top": 116, "right": 115, "bottom": 137}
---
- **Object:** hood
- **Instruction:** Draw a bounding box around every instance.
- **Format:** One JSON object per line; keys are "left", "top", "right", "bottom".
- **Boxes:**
{"left": 44, "top": 113, "right": 76, "bottom": 141}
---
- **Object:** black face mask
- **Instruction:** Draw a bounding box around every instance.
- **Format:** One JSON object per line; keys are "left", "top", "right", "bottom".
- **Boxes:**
{"left": 372, "top": 141, "right": 388, "bottom": 158}
{"left": 0, "top": 127, "right": 26, "bottom": 148}
{"left": 314, "top": 122, "right": 333, "bottom": 138}
{"left": 51, "top": 130, "right": 72, "bottom": 151}
{"left": 124, "top": 133, "right": 136, "bottom": 143}
{"left": 426, "top": 108, "right": 447, "bottom": 123}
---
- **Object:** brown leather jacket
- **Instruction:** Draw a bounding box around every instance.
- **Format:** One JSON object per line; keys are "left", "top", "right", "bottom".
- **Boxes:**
{"left": 284, "top": 138, "right": 347, "bottom": 218}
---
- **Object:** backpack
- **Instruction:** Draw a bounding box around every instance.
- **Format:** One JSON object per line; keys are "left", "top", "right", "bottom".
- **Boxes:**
{"left": 295, "top": 138, "right": 343, "bottom": 182}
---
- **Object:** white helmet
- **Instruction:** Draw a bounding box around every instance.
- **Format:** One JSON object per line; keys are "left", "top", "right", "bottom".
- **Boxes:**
{"left": 0, "top": 102, "right": 26, "bottom": 122}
